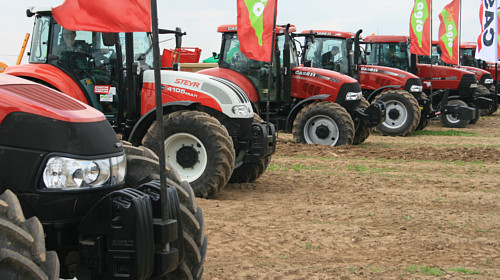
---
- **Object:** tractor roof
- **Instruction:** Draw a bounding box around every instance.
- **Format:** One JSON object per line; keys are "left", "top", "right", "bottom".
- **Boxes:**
{"left": 460, "top": 42, "right": 476, "bottom": 49}
{"left": 217, "top": 24, "right": 296, "bottom": 34}
{"left": 363, "top": 35, "right": 408, "bottom": 43}
{"left": 299, "top": 30, "right": 356, "bottom": 39}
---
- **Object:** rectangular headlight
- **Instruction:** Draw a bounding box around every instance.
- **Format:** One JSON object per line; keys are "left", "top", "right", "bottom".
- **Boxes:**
{"left": 410, "top": 85, "right": 423, "bottom": 92}
{"left": 346, "top": 92, "right": 362, "bottom": 101}
{"left": 484, "top": 78, "right": 494, "bottom": 85}
{"left": 43, "top": 155, "right": 126, "bottom": 190}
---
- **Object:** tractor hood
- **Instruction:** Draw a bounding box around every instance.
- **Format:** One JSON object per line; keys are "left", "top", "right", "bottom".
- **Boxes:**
{"left": 358, "top": 65, "right": 422, "bottom": 93}
{"left": 416, "top": 64, "right": 477, "bottom": 90}
{"left": 141, "top": 70, "right": 254, "bottom": 119}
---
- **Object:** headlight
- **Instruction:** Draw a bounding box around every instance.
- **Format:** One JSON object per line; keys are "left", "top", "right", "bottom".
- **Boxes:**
{"left": 410, "top": 85, "right": 423, "bottom": 92}
{"left": 484, "top": 78, "right": 494, "bottom": 85}
{"left": 43, "top": 155, "right": 126, "bottom": 190}
{"left": 470, "top": 83, "right": 478, "bottom": 88}
{"left": 346, "top": 92, "right": 362, "bottom": 101}
{"left": 232, "top": 105, "right": 251, "bottom": 116}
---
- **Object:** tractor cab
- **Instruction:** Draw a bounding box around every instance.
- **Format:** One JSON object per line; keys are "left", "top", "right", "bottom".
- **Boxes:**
{"left": 217, "top": 24, "right": 299, "bottom": 102}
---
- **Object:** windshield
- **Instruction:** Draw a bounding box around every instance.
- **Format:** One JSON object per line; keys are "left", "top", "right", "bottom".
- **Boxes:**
{"left": 29, "top": 15, "right": 50, "bottom": 63}
{"left": 304, "top": 37, "right": 348, "bottom": 74}
{"left": 460, "top": 48, "right": 478, "bottom": 67}
{"left": 366, "top": 42, "right": 409, "bottom": 71}
{"left": 417, "top": 45, "right": 444, "bottom": 65}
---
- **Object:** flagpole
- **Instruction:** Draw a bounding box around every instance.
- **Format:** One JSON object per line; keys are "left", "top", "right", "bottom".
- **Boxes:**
{"left": 150, "top": 0, "right": 169, "bottom": 222}
{"left": 458, "top": 0, "right": 462, "bottom": 66}
{"left": 265, "top": 1, "right": 278, "bottom": 125}
{"left": 430, "top": 0, "right": 433, "bottom": 98}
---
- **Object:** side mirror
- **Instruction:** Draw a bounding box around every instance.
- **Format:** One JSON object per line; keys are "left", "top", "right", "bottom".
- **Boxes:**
{"left": 399, "top": 42, "right": 407, "bottom": 52}
{"left": 212, "top": 52, "right": 219, "bottom": 59}
{"left": 102, "top": 33, "right": 117, "bottom": 47}
{"left": 346, "top": 38, "right": 353, "bottom": 51}
{"left": 175, "top": 27, "right": 183, "bottom": 49}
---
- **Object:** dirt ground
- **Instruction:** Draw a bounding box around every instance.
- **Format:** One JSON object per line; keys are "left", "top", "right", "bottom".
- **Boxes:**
{"left": 197, "top": 112, "right": 500, "bottom": 279}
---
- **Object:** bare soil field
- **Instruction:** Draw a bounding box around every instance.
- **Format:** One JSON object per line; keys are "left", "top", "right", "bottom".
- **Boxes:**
{"left": 197, "top": 112, "right": 500, "bottom": 279}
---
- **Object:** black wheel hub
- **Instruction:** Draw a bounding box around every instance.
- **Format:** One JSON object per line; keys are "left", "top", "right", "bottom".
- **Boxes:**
{"left": 388, "top": 108, "right": 400, "bottom": 120}
{"left": 176, "top": 145, "right": 199, "bottom": 168}
{"left": 315, "top": 125, "right": 330, "bottom": 139}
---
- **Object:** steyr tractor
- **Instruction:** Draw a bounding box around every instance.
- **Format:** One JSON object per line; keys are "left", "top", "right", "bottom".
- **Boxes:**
{"left": 198, "top": 24, "right": 386, "bottom": 146}
{"left": 5, "top": 7, "right": 276, "bottom": 198}
{"left": 363, "top": 35, "right": 490, "bottom": 128}
{"left": 0, "top": 73, "right": 206, "bottom": 279}
{"left": 298, "top": 29, "right": 422, "bottom": 136}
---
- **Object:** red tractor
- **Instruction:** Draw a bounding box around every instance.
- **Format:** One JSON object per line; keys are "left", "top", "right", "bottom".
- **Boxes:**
{"left": 198, "top": 24, "right": 385, "bottom": 146}
{"left": 298, "top": 29, "right": 423, "bottom": 136}
{"left": 0, "top": 73, "right": 206, "bottom": 279}
{"left": 457, "top": 42, "right": 499, "bottom": 115}
{"left": 5, "top": 7, "right": 276, "bottom": 198}
{"left": 363, "top": 35, "right": 490, "bottom": 128}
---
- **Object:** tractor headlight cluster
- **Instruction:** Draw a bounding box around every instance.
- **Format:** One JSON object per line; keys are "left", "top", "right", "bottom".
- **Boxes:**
{"left": 485, "top": 78, "right": 494, "bottom": 85}
{"left": 410, "top": 85, "right": 423, "bottom": 92}
{"left": 232, "top": 105, "right": 251, "bottom": 116}
{"left": 346, "top": 92, "right": 362, "bottom": 101}
{"left": 43, "top": 155, "right": 126, "bottom": 190}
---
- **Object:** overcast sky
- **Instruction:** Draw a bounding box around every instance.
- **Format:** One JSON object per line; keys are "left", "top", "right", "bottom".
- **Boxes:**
{"left": 0, "top": 0, "right": 482, "bottom": 66}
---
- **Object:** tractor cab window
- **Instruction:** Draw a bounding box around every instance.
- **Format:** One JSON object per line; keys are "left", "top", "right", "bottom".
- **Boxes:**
{"left": 29, "top": 15, "right": 50, "bottom": 63}
{"left": 367, "top": 42, "right": 410, "bottom": 71}
{"left": 304, "top": 37, "right": 348, "bottom": 74}
{"left": 49, "top": 23, "right": 120, "bottom": 115}
{"left": 130, "top": 32, "right": 154, "bottom": 68}
{"left": 221, "top": 33, "right": 276, "bottom": 100}
{"left": 460, "top": 48, "right": 478, "bottom": 67}
{"left": 417, "top": 45, "right": 443, "bottom": 65}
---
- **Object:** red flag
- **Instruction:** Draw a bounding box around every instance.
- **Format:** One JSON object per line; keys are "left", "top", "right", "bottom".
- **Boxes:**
{"left": 236, "top": 0, "right": 277, "bottom": 62}
{"left": 52, "top": 0, "right": 151, "bottom": 33}
{"left": 438, "top": 0, "right": 460, "bottom": 65}
{"left": 410, "top": 0, "right": 432, "bottom": 56}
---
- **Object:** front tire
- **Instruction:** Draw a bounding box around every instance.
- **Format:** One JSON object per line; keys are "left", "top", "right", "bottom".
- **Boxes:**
{"left": 353, "top": 97, "right": 371, "bottom": 145}
{"left": 373, "top": 89, "right": 420, "bottom": 136}
{"left": 0, "top": 190, "right": 60, "bottom": 280}
{"left": 293, "top": 101, "right": 355, "bottom": 146}
{"left": 229, "top": 114, "right": 272, "bottom": 183}
{"left": 415, "top": 93, "right": 430, "bottom": 131}
{"left": 123, "top": 145, "right": 207, "bottom": 280}
{"left": 142, "top": 110, "right": 236, "bottom": 198}
{"left": 440, "top": 99, "right": 470, "bottom": 128}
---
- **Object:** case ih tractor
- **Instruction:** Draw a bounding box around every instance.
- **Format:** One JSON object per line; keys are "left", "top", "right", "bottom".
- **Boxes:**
{"left": 0, "top": 74, "right": 206, "bottom": 279}
{"left": 298, "top": 29, "right": 423, "bottom": 136}
{"left": 362, "top": 35, "right": 489, "bottom": 128}
{"left": 428, "top": 41, "right": 497, "bottom": 116}
{"left": 456, "top": 42, "right": 499, "bottom": 115}
{"left": 5, "top": 7, "right": 276, "bottom": 198}
{"left": 198, "top": 24, "right": 385, "bottom": 146}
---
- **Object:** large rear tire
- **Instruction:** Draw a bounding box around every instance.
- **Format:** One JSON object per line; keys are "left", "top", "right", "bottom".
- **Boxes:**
{"left": 292, "top": 101, "right": 355, "bottom": 146}
{"left": 229, "top": 114, "right": 272, "bottom": 183}
{"left": 0, "top": 190, "right": 60, "bottom": 280}
{"left": 373, "top": 89, "right": 420, "bottom": 136}
{"left": 123, "top": 145, "right": 207, "bottom": 280}
{"left": 142, "top": 110, "right": 235, "bottom": 198}
{"left": 440, "top": 99, "right": 470, "bottom": 128}
{"left": 353, "top": 97, "right": 371, "bottom": 145}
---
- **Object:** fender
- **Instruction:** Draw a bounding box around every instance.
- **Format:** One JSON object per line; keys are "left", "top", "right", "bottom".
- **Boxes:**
{"left": 285, "top": 94, "right": 330, "bottom": 132}
{"left": 128, "top": 101, "right": 201, "bottom": 146}
{"left": 4, "top": 64, "right": 90, "bottom": 104}
{"left": 198, "top": 67, "right": 260, "bottom": 103}
{"left": 365, "top": 85, "right": 404, "bottom": 102}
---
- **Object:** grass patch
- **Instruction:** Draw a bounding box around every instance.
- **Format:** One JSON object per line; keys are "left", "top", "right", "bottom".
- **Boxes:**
{"left": 412, "top": 130, "right": 477, "bottom": 137}
{"left": 406, "top": 265, "right": 446, "bottom": 276}
{"left": 447, "top": 266, "right": 481, "bottom": 275}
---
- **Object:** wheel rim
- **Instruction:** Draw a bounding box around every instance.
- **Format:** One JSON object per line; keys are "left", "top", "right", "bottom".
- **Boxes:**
{"left": 303, "top": 114, "right": 340, "bottom": 146}
{"left": 382, "top": 100, "right": 408, "bottom": 129}
{"left": 164, "top": 133, "right": 207, "bottom": 182}
{"left": 445, "top": 100, "right": 463, "bottom": 124}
